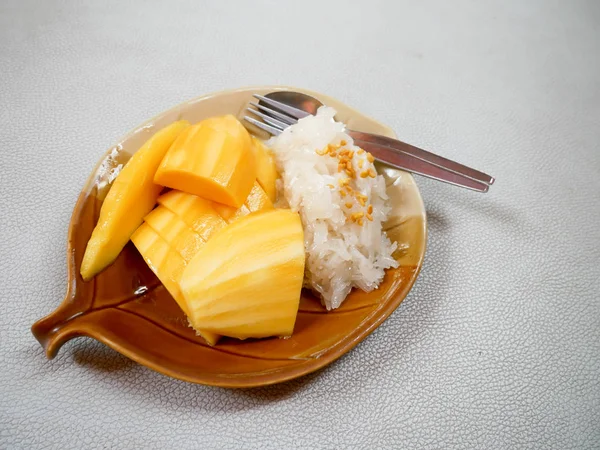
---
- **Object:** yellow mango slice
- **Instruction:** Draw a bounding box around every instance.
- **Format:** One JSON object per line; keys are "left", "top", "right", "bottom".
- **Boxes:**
{"left": 131, "top": 223, "right": 219, "bottom": 346}
{"left": 154, "top": 115, "right": 256, "bottom": 208}
{"left": 80, "top": 120, "right": 190, "bottom": 280}
{"left": 144, "top": 205, "right": 206, "bottom": 261}
{"left": 157, "top": 190, "right": 227, "bottom": 241}
{"left": 213, "top": 203, "right": 250, "bottom": 223}
{"left": 251, "top": 136, "right": 278, "bottom": 202}
{"left": 179, "top": 209, "right": 305, "bottom": 340}
{"left": 213, "top": 181, "right": 273, "bottom": 223}
{"left": 244, "top": 180, "right": 274, "bottom": 212}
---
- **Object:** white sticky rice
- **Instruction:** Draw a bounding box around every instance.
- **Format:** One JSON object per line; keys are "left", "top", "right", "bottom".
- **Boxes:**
{"left": 267, "top": 107, "right": 398, "bottom": 310}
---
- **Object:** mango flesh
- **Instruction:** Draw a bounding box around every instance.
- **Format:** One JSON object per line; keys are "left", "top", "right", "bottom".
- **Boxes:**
{"left": 80, "top": 120, "right": 190, "bottom": 280}
{"left": 213, "top": 181, "right": 273, "bottom": 223}
{"left": 251, "top": 136, "right": 278, "bottom": 203}
{"left": 131, "top": 223, "right": 187, "bottom": 311}
{"left": 243, "top": 181, "right": 273, "bottom": 213}
{"left": 143, "top": 205, "right": 205, "bottom": 261}
{"left": 157, "top": 190, "right": 227, "bottom": 240}
{"left": 134, "top": 187, "right": 274, "bottom": 345}
{"left": 212, "top": 203, "right": 250, "bottom": 223}
{"left": 131, "top": 223, "right": 219, "bottom": 346}
{"left": 154, "top": 115, "right": 256, "bottom": 208}
{"left": 179, "top": 209, "right": 305, "bottom": 340}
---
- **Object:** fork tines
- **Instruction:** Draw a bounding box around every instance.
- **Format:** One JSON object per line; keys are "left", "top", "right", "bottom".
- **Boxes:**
{"left": 243, "top": 94, "right": 494, "bottom": 191}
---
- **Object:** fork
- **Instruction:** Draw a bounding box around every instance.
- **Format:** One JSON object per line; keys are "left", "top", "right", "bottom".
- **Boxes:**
{"left": 243, "top": 94, "right": 494, "bottom": 192}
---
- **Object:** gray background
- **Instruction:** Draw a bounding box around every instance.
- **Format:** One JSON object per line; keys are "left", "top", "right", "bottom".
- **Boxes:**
{"left": 1, "top": 0, "right": 599, "bottom": 448}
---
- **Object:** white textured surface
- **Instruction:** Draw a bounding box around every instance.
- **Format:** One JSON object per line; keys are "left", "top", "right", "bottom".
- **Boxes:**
{"left": 2, "top": 0, "right": 599, "bottom": 448}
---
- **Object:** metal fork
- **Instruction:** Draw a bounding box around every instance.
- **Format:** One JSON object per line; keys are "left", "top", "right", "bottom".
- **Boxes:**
{"left": 243, "top": 94, "right": 494, "bottom": 192}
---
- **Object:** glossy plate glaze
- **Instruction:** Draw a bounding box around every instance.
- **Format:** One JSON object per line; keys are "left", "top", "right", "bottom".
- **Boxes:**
{"left": 31, "top": 86, "right": 427, "bottom": 388}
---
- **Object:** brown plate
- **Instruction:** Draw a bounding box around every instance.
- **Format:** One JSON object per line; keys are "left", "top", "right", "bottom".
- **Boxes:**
{"left": 31, "top": 86, "right": 427, "bottom": 388}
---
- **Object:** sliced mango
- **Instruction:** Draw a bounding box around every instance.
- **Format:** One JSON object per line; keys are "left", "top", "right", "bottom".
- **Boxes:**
{"left": 80, "top": 120, "right": 190, "bottom": 280}
{"left": 251, "top": 136, "right": 278, "bottom": 202}
{"left": 157, "top": 190, "right": 227, "bottom": 241}
{"left": 244, "top": 181, "right": 274, "bottom": 213}
{"left": 154, "top": 115, "right": 256, "bottom": 207}
{"left": 179, "top": 209, "right": 305, "bottom": 340}
{"left": 213, "top": 181, "right": 273, "bottom": 223}
{"left": 213, "top": 203, "right": 250, "bottom": 223}
{"left": 144, "top": 205, "right": 206, "bottom": 261}
{"left": 131, "top": 222, "right": 219, "bottom": 346}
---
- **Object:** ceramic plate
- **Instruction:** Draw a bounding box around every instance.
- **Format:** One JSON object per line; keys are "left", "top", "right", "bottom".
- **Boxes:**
{"left": 31, "top": 86, "right": 427, "bottom": 388}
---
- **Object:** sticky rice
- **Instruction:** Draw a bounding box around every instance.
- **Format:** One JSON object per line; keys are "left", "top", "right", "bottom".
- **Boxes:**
{"left": 267, "top": 107, "right": 398, "bottom": 310}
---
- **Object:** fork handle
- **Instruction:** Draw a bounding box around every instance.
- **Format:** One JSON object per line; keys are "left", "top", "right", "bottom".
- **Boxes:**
{"left": 356, "top": 140, "right": 489, "bottom": 192}
{"left": 348, "top": 130, "right": 494, "bottom": 185}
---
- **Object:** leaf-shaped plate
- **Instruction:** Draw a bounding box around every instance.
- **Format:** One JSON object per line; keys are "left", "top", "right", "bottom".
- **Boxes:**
{"left": 31, "top": 86, "right": 427, "bottom": 388}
